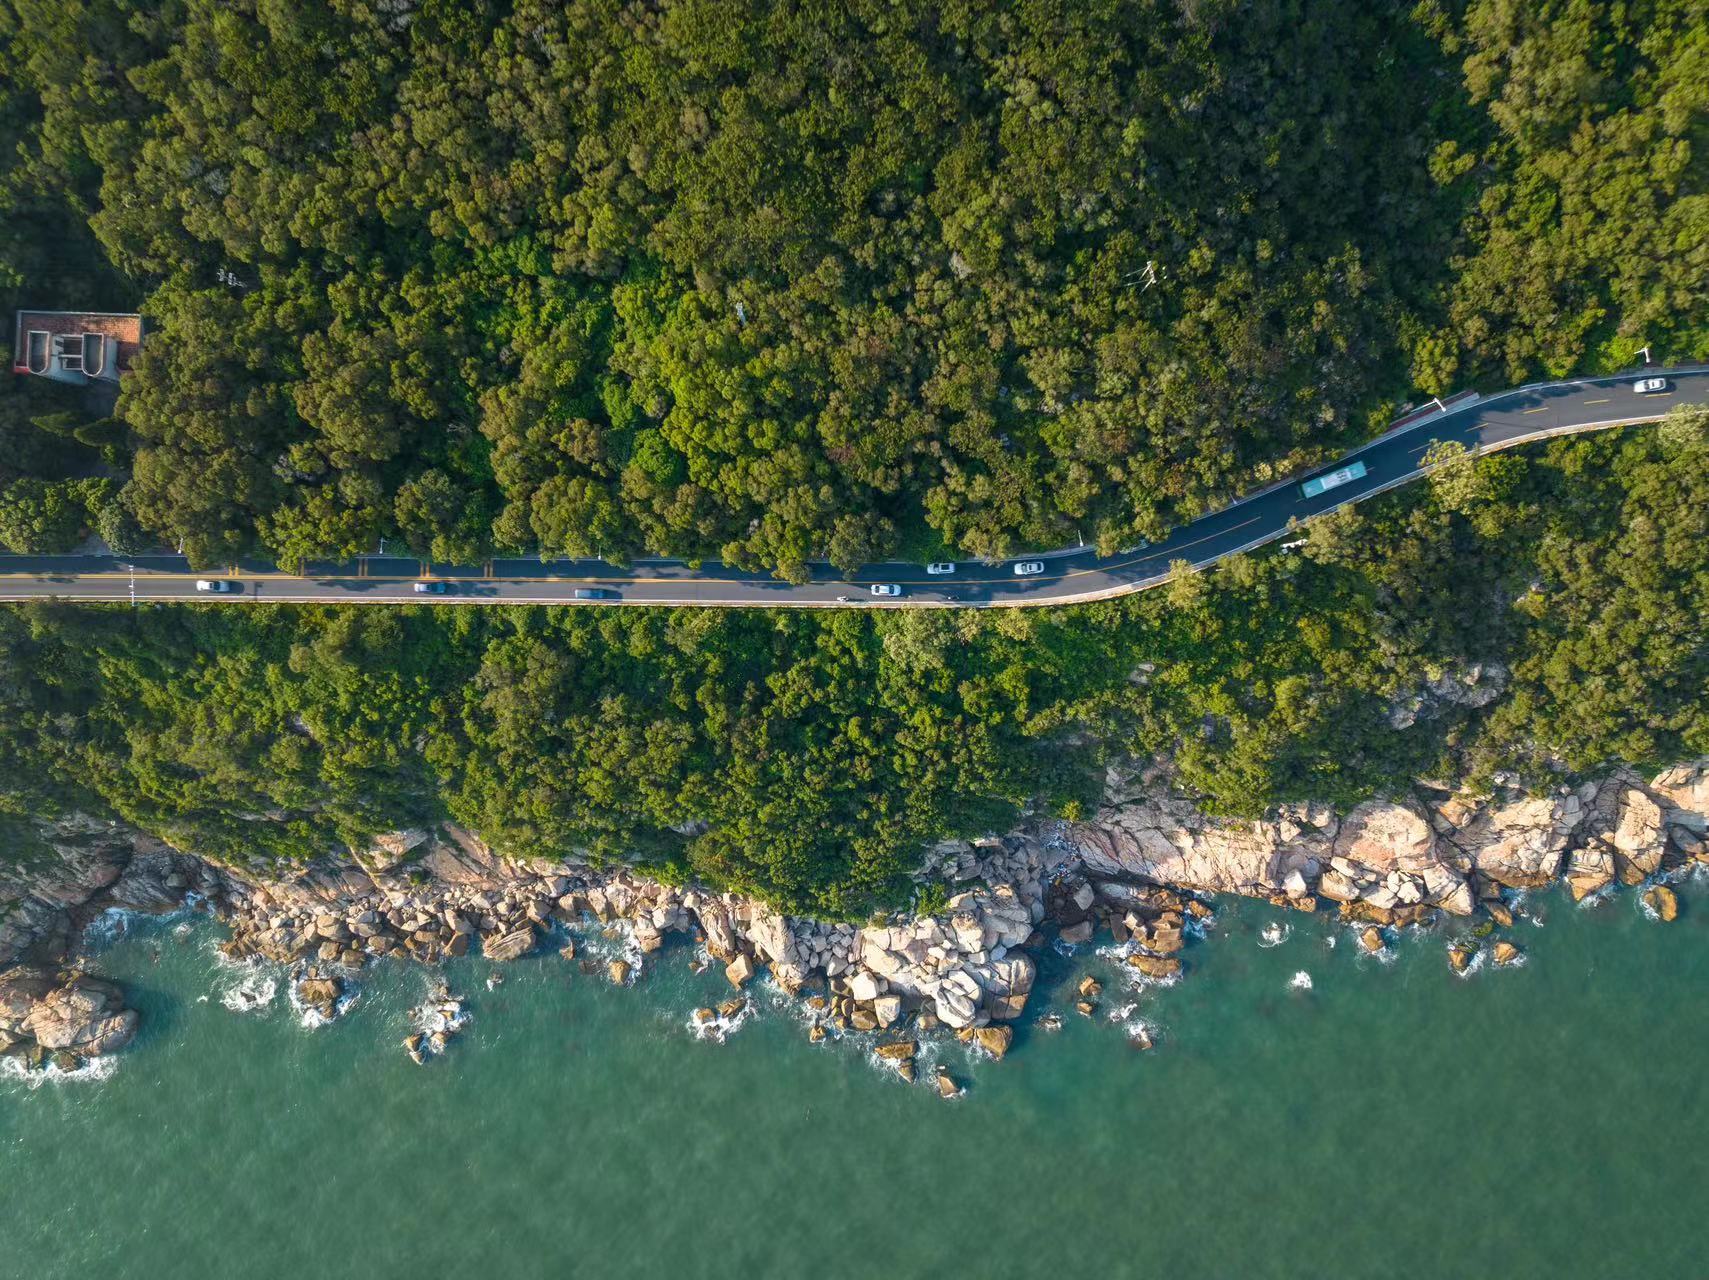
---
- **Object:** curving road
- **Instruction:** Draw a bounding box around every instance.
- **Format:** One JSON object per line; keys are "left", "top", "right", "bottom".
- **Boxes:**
{"left": 1, "top": 367, "right": 1704, "bottom": 609}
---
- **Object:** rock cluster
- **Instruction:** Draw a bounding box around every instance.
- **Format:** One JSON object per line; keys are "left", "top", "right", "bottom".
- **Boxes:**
{"left": 0, "top": 757, "right": 1702, "bottom": 1072}
{"left": 0, "top": 966, "right": 138, "bottom": 1070}
{"left": 200, "top": 825, "right": 1055, "bottom": 1043}
{"left": 1067, "top": 763, "right": 1706, "bottom": 931}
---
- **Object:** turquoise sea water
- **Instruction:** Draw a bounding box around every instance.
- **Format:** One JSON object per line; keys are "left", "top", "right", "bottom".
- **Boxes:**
{"left": 3, "top": 885, "right": 1705, "bottom": 1279}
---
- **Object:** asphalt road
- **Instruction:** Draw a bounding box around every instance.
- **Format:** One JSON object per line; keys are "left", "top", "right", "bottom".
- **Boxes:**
{"left": 1, "top": 367, "right": 1703, "bottom": 609}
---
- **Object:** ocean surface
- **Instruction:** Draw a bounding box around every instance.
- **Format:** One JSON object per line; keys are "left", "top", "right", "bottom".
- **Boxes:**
{"left": 3, "top": 883, "right": 1705, "bottom": 1279}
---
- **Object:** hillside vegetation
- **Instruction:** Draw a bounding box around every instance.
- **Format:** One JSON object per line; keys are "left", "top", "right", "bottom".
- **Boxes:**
{"left": 1, "top": 0, "right": 1704, "bottom": 571}
{"left": 2, "top": 420, "right": 1703, "bottom": 913}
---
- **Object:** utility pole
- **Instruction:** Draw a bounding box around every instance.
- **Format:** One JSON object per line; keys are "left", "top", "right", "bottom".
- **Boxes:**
{"left": 1638, "top": 345, "right": 1652, "bottom": 366}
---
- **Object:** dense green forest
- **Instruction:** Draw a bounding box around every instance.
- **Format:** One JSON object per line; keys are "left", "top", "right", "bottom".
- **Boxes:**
{"left": 2, "top": 421, "right": 1703, "bottom": 912}
{"left": 1, "top": 0, "right": 1704, "bottom": 572}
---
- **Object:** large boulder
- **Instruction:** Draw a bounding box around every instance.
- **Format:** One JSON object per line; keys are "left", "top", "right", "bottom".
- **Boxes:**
{"left": 848, "top": 971, "right": 885, "bottom": 1003}
{"left": 976, "top": 954, "right": 1035, "bottom": 1021}
{"left": 1650, "top": 762, "right": 1709, "bottom": 832}
{"left": 1610, "top": 789, "right": 1666, "bottom": 880}
{"left": 9, "top": 969, "right": 138, "bottom": 1057}
{"left": 1452, "top": 795, "right": 1581, "bottom": 887}
{"left": 930, "top": 969, "right": 983, "bottom": 1029}
{"left": 1332, "top": 799, "right": 1437, "bottom": 874}
{"left": 1565, "top": 846, "right": 1616, "bottom": 901}
{"left": 1071, "top": 797, "right": 1282, "bottom": 893}
{"left": 363, "top": 828, "right": 432, "bottom": 868}
{"left": 481, "top": 924, "right": 537, "bottom": 963}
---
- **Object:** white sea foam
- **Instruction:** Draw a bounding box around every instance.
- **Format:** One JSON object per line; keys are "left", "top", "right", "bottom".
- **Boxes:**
{"left": 220, "top": 968, "right": 279, "bottom": 1014}
{"left": 687, "top": 999, "right": 754, "bottom": 1044}
{"left": 1, "top": 1051, "right": 119, "bottom": 1089}
{"left": 1289, "top": 970, "right": 1313, "bottom": 991}
{"left": 412, "top": 996, "right": 469, "bottom": 1037}
{"left": 576, "top": 921, "right": 646, "bottom": 980}
{"left": 287, "top": 978, "right": 359, "bottom": 1030}
{"left": 1258, "top": 921, "right": 1290, "bottom": 948}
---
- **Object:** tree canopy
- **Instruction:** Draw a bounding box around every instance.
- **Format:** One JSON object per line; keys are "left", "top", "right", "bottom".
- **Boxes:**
{"left": 1, "top": 0, "right": 1701, "bottom": 567}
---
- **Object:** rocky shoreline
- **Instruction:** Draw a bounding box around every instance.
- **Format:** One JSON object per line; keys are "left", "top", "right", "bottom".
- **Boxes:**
{"left": 2, "top": 760, "right": 1703, "bottom": 1078}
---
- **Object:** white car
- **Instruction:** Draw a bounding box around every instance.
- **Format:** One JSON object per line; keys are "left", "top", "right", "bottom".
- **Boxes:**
{"left": 194, "top": 579, "right": 237, "bottom": 593}
{"left": 1012, "top": 561, "right": 1045, "bottom": 577}
{"left": 1634, "top": 376, "right": 1668, "bottom": 394}
{"left": 925, "top": 562, "right": 956, "bottom": 576}
{"left": 869, "top": 583, "right": 902, "bottom": 597}
{"left": 412, "top": 580, "right": 447, "bottom": 594}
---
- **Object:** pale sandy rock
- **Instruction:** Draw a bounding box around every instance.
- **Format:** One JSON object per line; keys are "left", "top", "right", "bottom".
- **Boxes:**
{"left": 1318, "top": 868, "right": 1360, "bottom": 902}
{"left": 1072, "top": 798, "right": 1283, "bottom": 893}
{"left": 975, "top": 954, "right": 1035, "bottom": 1021}
{"left": 724, "top": 953, "right": 755, "bottom": 988}
{"left": 363, "top": 828, "right": 431, "bottom": 868}
{"left": 699, "top": 903, "right": 738, "bottom": 958}
{"left": 1651, "top": 761, "right": 1709, "bottom": 832}
{"left": 848, "top": 971, "right": 885, "bottom": 1002}
{"left": 481, "top": 925, "right": 536, "bottom": 963}
{"left": 12, "top": 971, "right": 138, "bottom": 1056}
{"left": 1566, "top": 847, "right": 1615, "bottom": 901}
{"left": 1332, "top": 799, "right": 1436, "bottom": 873}
{"left": 1611, "top": 788, "right": 1666, "bottom": 876}
{"left": 1435, "top": 793, "right": 1582, "bottom": 887}
{"left": 930, "top": 969, "right": 982, "bottom": 1028}
{"left": 747, "top": 907, "right": 800, "bottom": 969}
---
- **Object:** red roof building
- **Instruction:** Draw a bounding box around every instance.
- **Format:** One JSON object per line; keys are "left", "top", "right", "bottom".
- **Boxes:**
{"left": 11, "top": 310, "right": 144, "bottom": 384}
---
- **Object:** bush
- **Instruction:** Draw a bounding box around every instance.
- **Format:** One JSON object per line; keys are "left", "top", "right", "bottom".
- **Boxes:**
{"left": 0, "top": 478, "right": 88, "bottom": 552}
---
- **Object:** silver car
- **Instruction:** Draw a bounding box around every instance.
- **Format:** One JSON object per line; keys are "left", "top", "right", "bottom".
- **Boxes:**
{"left": 925, "top": 562, "right": 956, "bottom": 575}
{"left": 1634, "top": 376, "right": 1668, "bottom": 394}
{"left": 1012, "top": 561, "right": 1045, "bottom": 576}
{"left": 195, "top": 579, "right": 237, "bottom": 593}
{"left": 869, "top": 583, "right": 902, "bottom": 597}
{"left": 412, "top": 581, "right": 447, "bottom": 594}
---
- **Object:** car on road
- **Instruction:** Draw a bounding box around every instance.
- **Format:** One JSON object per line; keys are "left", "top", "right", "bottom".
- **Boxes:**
{"left": 1012, "top": 561, "right": 1045, "bottom": 576}
{"left": 1634, "top": 376, "right": 1669, "bottom": 394}
{"left": 869, "top": 583, "right": 902, "bottom": 597}
{"left": 925, "top": 562, "right": 956, "bottom": 575}
{"left": 412, "top": 581, "right": 447, "bottom": 594}
{"left": 573, "top": 587, "right": 611, "bottom": 600}
{"left": 194, "top": 579, "right": 237, "bottom": 593}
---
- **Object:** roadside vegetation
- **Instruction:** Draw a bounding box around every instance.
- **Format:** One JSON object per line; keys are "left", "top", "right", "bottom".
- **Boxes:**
{"left": 2, "top": 422, "right": 1702, "bottom": 913}
{"left": 1, "top": 0, "right": 1704, "bottom": 572}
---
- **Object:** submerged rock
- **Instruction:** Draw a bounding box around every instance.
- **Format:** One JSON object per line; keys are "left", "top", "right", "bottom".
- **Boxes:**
{"left": 1126, "top": 953, "right": 1180, "bottom": 980}
{"left": 724, "top": 954, "right": 755, "bottom": 988}
{"left": 293, "top": 972, "right": 344, "bottom": 1021}
{"left": 1643, "top": 885, "right": 1679, "bottom": 922}
{"left": 972, "top": 1025, "right": 1012, "bottom": 1061}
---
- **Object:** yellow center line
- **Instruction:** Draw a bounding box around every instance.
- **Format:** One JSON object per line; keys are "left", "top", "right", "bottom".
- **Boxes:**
{"left": 1583, "top": 398, "right": 1610, "bottom": 405}
{"left": 1522, "top": 406, "right": 1548, "bottom": 414}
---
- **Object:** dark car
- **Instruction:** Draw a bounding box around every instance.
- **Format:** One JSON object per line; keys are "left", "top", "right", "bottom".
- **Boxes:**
{"left": 573, "top": 587, "right": 610, "bottom": 600}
